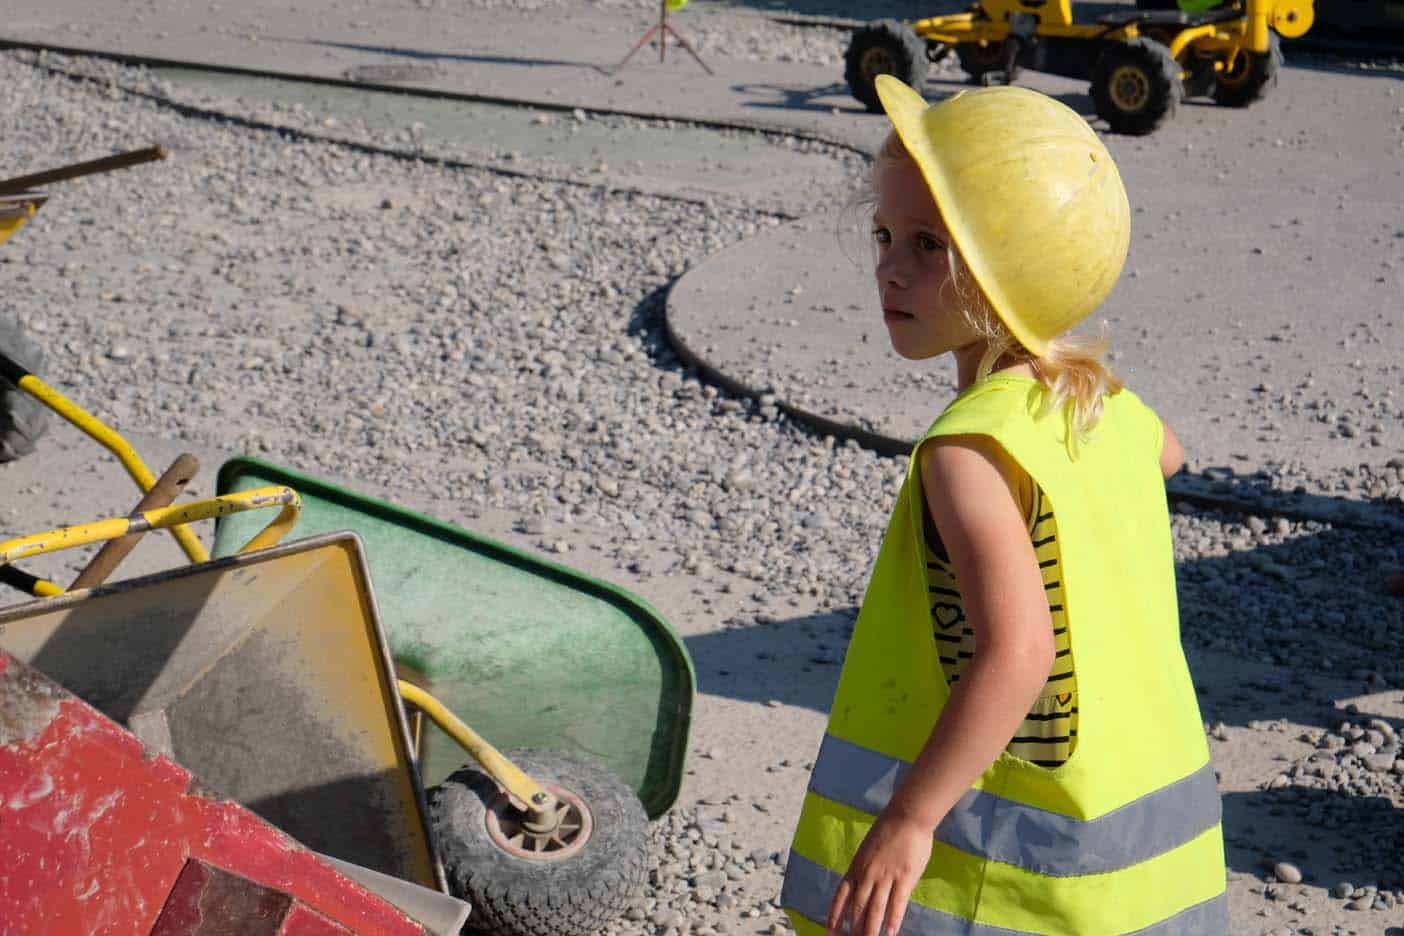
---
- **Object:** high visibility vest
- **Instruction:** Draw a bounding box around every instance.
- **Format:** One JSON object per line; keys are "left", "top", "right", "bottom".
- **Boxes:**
{"left": 782, "top": 375, "right": 1226, "bottom": 935}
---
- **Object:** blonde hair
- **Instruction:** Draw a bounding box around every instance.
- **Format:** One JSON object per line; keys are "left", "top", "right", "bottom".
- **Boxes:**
{"left": 871, "top": 131, "right": 1123, "bottom": 449}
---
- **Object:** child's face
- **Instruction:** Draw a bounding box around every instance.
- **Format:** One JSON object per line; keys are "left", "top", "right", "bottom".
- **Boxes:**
{"left": 872, "top": 159, "right": 981, "bottom": 361}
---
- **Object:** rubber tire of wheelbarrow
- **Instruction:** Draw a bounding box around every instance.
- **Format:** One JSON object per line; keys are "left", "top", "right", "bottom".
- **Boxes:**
{"left": 429, "top": 749, "right": 648, "bottom": 936}
{"left": 0, "top": 314, "right": 50, "bottom": 463}
{"left": 845, "top": 19, "right": 929, "bottom": 113}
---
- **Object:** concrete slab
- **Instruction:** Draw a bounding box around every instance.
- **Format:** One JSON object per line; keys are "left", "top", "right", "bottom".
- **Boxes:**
{"left": 0, "top": 0, "right": 881, "bottom": 148}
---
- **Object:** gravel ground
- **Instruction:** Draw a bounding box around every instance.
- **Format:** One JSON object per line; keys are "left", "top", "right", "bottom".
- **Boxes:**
{"left": 1, "top": 18, "right": 1402, "bottom": 934}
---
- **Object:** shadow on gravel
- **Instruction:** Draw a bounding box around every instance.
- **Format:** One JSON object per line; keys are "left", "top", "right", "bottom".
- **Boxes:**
{"left": 684, "top": 609, "right": 851, "bottom": 712}
{"left": 1282, "top": 52, "right": 1404, "bottom": 81}
{"left": 715, "top": 0, "right": 960, "bottom": 19}
{"left": 1221, "top": 787, "right": 1403, "bottom": 885}
{"left": 682, "top": 494, "right": 1402, "bottom": 718}
{"left": 731, "top": 81, "right": 864, "bottom": 113}
{"left": 287, "top": 38, "right": 606, "bottom": 74}
{"left": 731, "top": 77, "right": 1094, "bottom": 116}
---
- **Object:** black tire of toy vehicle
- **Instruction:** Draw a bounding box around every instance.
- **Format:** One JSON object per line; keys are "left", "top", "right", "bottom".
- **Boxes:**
{"left": 845, "top": 19, "right": 929, "bottom": 112}
{"left": 1212, "top": 33, "right": 1281, "bottom": 107}
{"left": 428, "top": 749, "right": 648, "bottom": 936}
{"left": 0, "top": 314, "right": 49, "bottom": 463}
{"left": 1091, "top": 38, "right": 1184, "bottom": 135}
{"left": 955, "top": 40, "right": 1006, "bottom": 82}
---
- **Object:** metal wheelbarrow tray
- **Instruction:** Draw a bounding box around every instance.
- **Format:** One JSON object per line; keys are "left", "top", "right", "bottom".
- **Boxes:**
{"left": 213, "top": 457, "right": 695, "bottom": 820}
{"left": 0, "top": 530, "right": 442, "bottom": 891}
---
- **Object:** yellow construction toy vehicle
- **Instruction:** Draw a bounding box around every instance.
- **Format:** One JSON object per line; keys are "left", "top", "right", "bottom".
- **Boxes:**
{"left": 844, "top": 0, "right": 1314, "bottom": 134}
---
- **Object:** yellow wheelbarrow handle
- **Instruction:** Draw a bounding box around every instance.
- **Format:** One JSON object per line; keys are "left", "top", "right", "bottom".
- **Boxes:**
{"left": 396, "top": 680, "right": 553, "bottom": 813}
{"left": 0, "top": 486, "right": 301, "bottom": 593}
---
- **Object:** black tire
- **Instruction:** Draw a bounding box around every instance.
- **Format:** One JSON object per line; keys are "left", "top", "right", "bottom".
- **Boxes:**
{"left": 429, "top": 749, "right": 648, "bottom": 936}
{"left": 1212, "top": 33, "right": 1281, "bottom": 107}
{"left": 1181, "top": 50, "right": 1218, "bottom": 98}
{"left": 844, "top": 19, "right": 928, "bottom": 112}
{"left": 1091, "top": 38, "right": 1183, "bottom": 135}
{"left": 956, "top": 41, "right": 1005, "bottom": 82}
{"left": 0, "top": 314, "right": 49, "bottom": 463}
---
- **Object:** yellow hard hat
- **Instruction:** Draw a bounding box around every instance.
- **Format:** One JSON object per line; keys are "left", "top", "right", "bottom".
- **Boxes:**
{"left": 875, "top": 76, "right": 1130, "bottom": 357}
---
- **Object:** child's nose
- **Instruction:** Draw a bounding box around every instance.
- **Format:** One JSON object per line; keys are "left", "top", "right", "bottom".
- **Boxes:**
{"left": 876, "top": 249, "right": 908, "bottom": 287}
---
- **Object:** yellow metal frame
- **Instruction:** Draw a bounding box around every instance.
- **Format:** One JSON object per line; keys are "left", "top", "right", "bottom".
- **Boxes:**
{"left": 398, "top": 681, "right": 551, "bottom": 811}
{"left": 1, "top": 376, "right": 560, "bottom": 818}
{"left": 15, "top": 371, "right": 209, "bottom": 566}
{"left": 0, "top": 196, "right": 46, "bottom": 249}
{"left": 0, "top": 481, "right": 557, "bottom": 817}
{"left": 909, "top": 0, "right": 1304, "bottom": 70}
{"left": 0, "top": 486, "right": 300, "bottom": 593}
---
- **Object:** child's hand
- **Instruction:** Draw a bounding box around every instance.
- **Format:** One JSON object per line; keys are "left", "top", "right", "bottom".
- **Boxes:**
{"left": 826, "top": 810, "right": 932, "bottom": 936}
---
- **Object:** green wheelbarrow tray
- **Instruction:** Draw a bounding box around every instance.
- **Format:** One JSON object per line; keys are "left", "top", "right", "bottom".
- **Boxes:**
{"left": 214, "top": 457, "right": 695, "bottom": 819}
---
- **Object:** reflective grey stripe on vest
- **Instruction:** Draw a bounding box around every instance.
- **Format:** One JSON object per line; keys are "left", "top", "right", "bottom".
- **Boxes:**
{"left": 808, "top": 734, "right": 1221, "bottom": 877}
{"left": 781, "top": 852, "right": 1229, "bottom": 935}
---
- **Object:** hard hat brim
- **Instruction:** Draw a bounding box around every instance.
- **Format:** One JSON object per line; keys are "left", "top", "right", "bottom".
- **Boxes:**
{"left": 875, "top": 76, "right": 1048, "bottom": 357}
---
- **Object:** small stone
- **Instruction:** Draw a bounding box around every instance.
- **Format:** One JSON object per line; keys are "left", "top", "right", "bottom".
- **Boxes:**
{"left": 1332, "top": 881, "right": 1354, "bottom": 899}
{"left": 650, "top": 909, "right": 685, "bottom": 927}
{"left": 108, "top": 345, "right": 133, "bottom": 362}
{"left": 693, "top": 870, "right": 727, "bottom": 889}
{"left": 1274, "top": 861, "right": 1302, "bottom": 884}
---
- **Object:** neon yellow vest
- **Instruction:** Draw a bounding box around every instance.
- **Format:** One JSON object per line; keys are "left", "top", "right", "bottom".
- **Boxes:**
{"left": 782, "top": 376, "right": 1226, "bottom": 935}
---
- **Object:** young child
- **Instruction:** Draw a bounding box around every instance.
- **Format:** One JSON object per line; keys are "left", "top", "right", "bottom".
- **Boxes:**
{"left": 780, "top": 77, "right": 1226, "bottom": 936}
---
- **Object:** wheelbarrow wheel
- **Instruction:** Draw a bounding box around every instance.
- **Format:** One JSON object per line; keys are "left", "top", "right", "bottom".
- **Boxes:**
{"left": 0, "top": 314, "right": 50, "bottom": 463}
{"left": 429, "top": 748, "right": 648, "bottom": 936}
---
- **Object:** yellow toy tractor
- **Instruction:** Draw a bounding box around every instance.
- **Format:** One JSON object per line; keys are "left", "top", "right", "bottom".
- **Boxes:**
{"left": 844, "top": 0, "right": 1314, "bottom": 134}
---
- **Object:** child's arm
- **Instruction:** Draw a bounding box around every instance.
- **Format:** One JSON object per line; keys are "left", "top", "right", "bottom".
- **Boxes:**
{"left": 827, "top": 436, "right": 1055, "bottom": 936}
{"left": 1160, "top": 420, "right": 1184, "bottom": 480}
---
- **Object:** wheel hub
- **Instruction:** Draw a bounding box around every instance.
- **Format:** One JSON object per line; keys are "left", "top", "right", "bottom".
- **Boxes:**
{"left": 860, "top": 47, "right": 896, "bottom": 82}
{"left": 1219, "top": 49, "right": 1249, "bottom": 85}
{"left": 485, "top": 780, "right": 593, "bottom": 862}
{"left": 1108, "top": 65, "right": 1150, "bottom": 111}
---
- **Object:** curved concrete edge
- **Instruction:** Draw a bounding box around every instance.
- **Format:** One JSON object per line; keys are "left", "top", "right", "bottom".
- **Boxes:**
{"left": 662, "top": 279, "right": 910, "bottom": 461}
{"left": 663, "top": 265, "right": 1404, "bottom": 535}
{"left": 0, "top": 38, "right": 872, "bottom": 158}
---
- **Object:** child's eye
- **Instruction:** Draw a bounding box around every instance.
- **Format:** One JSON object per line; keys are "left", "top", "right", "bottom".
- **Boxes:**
{"left": 918, "top": 233, "right": 945, "bottom": 252}
{"left": 872, "top": 227, "right": 891, "bottom": 245}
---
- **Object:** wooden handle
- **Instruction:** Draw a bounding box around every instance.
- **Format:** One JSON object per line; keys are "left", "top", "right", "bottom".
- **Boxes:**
{"left": 0, "top": 145, "right": 169, "bottom": 195}
{"left": 69, "top": 453, "right": 198, "bottom": 591}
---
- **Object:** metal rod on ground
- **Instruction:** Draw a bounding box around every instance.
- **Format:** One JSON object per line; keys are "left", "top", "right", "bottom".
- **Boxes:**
{"left": 0, "top": 145, "right": 169, "bottom": 195}
{"left": 69, "top": 453, "right": 200, "bottom": 590}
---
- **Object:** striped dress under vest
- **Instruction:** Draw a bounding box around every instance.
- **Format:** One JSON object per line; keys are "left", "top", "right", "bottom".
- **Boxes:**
{"left": 925, "top": 483, "right": 1077, "bottom": 768}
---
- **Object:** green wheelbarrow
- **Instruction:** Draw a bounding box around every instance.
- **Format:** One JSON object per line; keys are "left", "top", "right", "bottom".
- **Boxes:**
{"left": 212, "top": 458, "right": 696, "bottom": 933}
{"left": 213, "top": 458, "right": 695, "bottom": 820}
